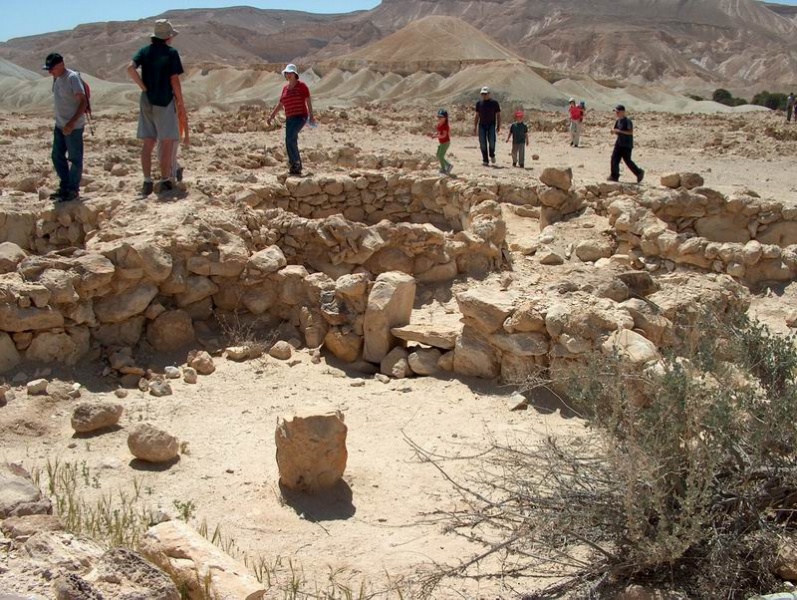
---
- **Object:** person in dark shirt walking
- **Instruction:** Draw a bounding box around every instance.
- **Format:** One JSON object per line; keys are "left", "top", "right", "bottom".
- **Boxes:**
{"left": 505, "top": 110, "right": 529, "bottom": 168}
{"left": 474, "top": 86, "right": 501, "bottom": 166}
{"left": 127, "top": 19, "right": 187, "bottom": 196}
{"left": 609, "top": 105, "right": 644, "bottom": 183}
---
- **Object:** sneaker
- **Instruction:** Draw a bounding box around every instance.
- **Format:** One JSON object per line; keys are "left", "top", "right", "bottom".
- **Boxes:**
{"left": 445, "top": 164, "right": 454, "bottom": 175}
{"left": 490, "top": 156, "right": 496, "bottom": 165}
{"left": 637, "top": 169, "right": 645, "bottom": 184}
{"left": 49, "top": 190, "right": 65, "bottom": 201}
{"left": 607, "top": 176, "right": 619, "bottom": 182}
{"left": 483, "top": 161, "right": 489, "bottom": 167}
{"left": 519, "top": 164, "right": 524, "bottom": 169}
{"left": 142, "top": 181, "right": 154, "bottom": 197}
{"left": 157, "top": 179, "right": 174, "bottom": 193}
{"left": 512, "top": 162, "right": 517, "bottom": 167}
{"left": 439, "top": 169, "right": 447, "bottom": 175}
{"left": 176, "top": 167, "right": 184, "bottom": 183}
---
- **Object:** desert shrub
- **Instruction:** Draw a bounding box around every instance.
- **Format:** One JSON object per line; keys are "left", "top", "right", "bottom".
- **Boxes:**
{"left": 420, "top": 314, "right": 797, "bottom": 599}
{"left": 713, "top": 88, "right": 748, "bottom": 107}
{"left": 752, "top": 91, "right": 789, "bottom": 111}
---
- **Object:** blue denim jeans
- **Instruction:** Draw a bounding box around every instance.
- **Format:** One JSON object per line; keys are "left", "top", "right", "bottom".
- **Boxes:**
{"left": 285, "top": 116, "right": 306, "bottom": 171}
{"left": 478, "top": 123, "right": 496, "bottom": 163}
{"left": 52, "top": 127, "right": 84, "bottom": 193}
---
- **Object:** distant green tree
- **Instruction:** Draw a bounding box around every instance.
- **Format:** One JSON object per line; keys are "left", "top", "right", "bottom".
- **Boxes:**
{"left": 712, "top": 88, "right": 734, "bottom": 105}
{"left": 751, "top": 91, "right": 788, "bottom": 111}
{"left": 687, "top": 94, "right": 704, "bottom": 102}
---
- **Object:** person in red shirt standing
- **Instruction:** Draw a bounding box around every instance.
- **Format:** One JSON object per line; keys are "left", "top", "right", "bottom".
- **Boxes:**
{"left": 568, "top": 98, "right": 585, "bottom": 147}
{"left": 430, "top": 108, "right": 453, "bottom": 175}
{"left": 267, "top": 64, "right": 315, "bottom": 176}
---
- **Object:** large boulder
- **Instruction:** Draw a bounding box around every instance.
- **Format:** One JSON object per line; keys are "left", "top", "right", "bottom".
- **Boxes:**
{"left": 0, "top": 464, "right": 52, "bottom": 518}
{"left": 275, "top": 410, "right": 348, "bottom": 493}
{"left": 127, "top": 424, "right": 179, "bottom": 464}
{"left": 602, "top": 329, "right": 661, "bottom": 367}
{"left": 26, "top": 329, "right": 89, "bottom": 365}
{"left": 456, "top": 288, "right": 519, "bottom": 334}
{"left": 139, "top": 521, "right": 264, "bottom": 600}
{"left": 539, "top": 167, "right": 573, "bottom": 191}
{"left": 94, "top": 282, "right": 159, "bottom": 324}
{"left": 71, "top": 402, "right": 123, "bottom": 433}
{"left": 324, "top": 328, "right": 362, "bottom": 362}
{"left": 453, "top": 327, "right": 500, "bottom": 379}
{"left": 362, "top": 272, "right": 416, "bottom": 363}
{"left": 0, "top": 241, "right": 28, "bottom": 274}
{"left": 147, "top": 310, "right": 195, "bottom": 353}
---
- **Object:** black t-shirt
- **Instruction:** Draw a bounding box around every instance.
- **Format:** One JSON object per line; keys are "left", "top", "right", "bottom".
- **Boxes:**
{"left": 509, "top": 122, "right": 528, "bottom": 144}
{"left": 133, "top": 39, "right": 184, "bottom": 107}
{"left": 614, "top": 116, "right": 633, "bottom": 149}
{"left": 475, "top": 99, "right": 501, "bottom": 126}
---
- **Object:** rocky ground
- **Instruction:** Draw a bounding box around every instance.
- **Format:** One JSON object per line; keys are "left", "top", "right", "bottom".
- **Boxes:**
{"left": 0, "top": 105, "right": 796, "bottom": 599}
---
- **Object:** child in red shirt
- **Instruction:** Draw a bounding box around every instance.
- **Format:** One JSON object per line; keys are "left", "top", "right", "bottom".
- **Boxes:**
{"left": 432, "top": 108, "right": 453, "bottom": 175}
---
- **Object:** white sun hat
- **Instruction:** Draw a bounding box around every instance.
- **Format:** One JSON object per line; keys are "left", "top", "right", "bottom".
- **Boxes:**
{"left": 282, "top": 64, "right": 299, "bottom": 75}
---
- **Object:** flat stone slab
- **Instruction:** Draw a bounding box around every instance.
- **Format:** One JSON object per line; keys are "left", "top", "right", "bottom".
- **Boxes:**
{"left": 391, "top": 324, "right": 461, "bottom": 350}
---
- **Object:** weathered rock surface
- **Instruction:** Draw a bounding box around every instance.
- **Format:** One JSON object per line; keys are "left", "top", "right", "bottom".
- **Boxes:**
{"left": 0, "top": 464, "right": 52, "bottom": 518}
{"left": 147, "top": 310, "right": 195, "bottom": 353}
{"left": 275, "top": 410, "right": 348, "bottom": 493}
{"left": 71, "top": 401, "right": 123, "bottom": 433}
{"left": 140, "top": 520, "right": 264, "bottom": 600}
{"left": 127, "top": 424, "right": 179, "bottom": 464}
{"left": 363, "top": 272, "right": 416, "bottom": 363}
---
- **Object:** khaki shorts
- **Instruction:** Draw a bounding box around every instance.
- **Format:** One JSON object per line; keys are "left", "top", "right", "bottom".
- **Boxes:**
{"left": 137, "top": 92, "right": 179, "bottom": 141}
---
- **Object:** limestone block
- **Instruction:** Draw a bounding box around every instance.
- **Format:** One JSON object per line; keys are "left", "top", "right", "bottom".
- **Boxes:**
{"left": 408, "top": 348, "right": 442, "bottom": 376}
{"left": 453, "top": 326, "right": 500, "bottom": 379}
{"left": 275, "top": 410, "right": 348, "bottom": 493}
{"left": 456, "top": 288, "right": 519, "bottom": 334}
{"left": 390, "top": 324, "right": 459, "bottom": 350}
{"left": 0, "top": 241, "right": 27, "bottom": 274}
{"left": 71, "top": 402, "right": 123, "bottom": 433}
{"left": 602, "top": 329, "right": 661, "bottom": 367}
{"left": 0, "top": 464, "right": 52, "bottom": 518}
{"left": 147, "top": 310, "right": 195, "bottom": 353}
{"left": 660, "top": 173, "right": 681, "bottom": 189}
{"left": 539, "top": 167, "right": 573, "bottom": 191}
{"left": 324, "top": 328, "right": 362, "bottom": 363}
{"left": 381, "top": 346, "right": 410, "bottom": 378}
{"left": 127, "top": 424, "right": 179, "bottom": 464}
{"left": 140, "top": 520, "right": 264, "bottom": 600}
{"left": 362, "top": 272, "right": 416, "bottom": 363}
{"left": 94, "top": 282, "right": 158, "bottom": 324}
{"left": 679, "top": 172, "right": 704, "bottom": 190}
{"left": 0, "top": 332, "right": 21, "bottom": 373}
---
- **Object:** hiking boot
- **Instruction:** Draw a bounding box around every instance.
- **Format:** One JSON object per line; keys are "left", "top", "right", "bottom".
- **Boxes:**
{"left": 142, "top": 181, "right": 154, "bottom": 197}
{"left": 607, "top": 176, "right": 619, "bottom": 182}
{"left": 176, "top": 167, "right": 184, "bottom": 183}
{"left": 637, "top": 169, "right": 645, "bottom": 184}
{"left": 157, "top": 179, "right": 174, "bottom": 193}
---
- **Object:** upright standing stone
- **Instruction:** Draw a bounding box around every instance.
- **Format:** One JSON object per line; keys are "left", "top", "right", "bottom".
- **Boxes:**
{"left": 363, "top": 272, "right": 416, "bottom": 363}
{"left": 275, "top": 410, "right": 347, "bottom": 493}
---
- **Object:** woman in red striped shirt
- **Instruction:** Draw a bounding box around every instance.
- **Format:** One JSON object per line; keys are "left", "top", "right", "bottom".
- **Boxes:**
{"left": 267, "top": 64, "right": 315, "bottom": 175}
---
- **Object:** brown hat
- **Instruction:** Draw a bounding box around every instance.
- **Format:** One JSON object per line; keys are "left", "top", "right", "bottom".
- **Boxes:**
{"left": 153, "top": 19, "right": 179, "bottom": 40}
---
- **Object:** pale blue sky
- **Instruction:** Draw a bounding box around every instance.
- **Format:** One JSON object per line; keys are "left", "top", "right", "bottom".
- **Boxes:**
{"left": 1, "top": 1, "right": 381, "bottom": 42}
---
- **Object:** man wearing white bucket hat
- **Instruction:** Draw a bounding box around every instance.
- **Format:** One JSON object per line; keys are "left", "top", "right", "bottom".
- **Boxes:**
{"left": 127, "top": 19, "right": 187, "bottom": 196}
{"left": 268, "top": 64, "right": 315, "bottom": 176}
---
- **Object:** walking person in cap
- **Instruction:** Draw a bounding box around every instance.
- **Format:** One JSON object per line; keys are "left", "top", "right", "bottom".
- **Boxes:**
{"left": 267, "top": 64, "right": 315, "bottom": 176}
{"left": 609, "top": 105, "right": 644, "bottom": 183}
{"left": 505, "top": 110, "right": 529, "bottom": 168}
{"left": 44, "top": 53, "right": 87, "bottom": 202}
{"left": 474, "top": 86, "right": 501, "bottom": 166}
{"left": 127, "top": 19, "right": 187, "bottom": 196}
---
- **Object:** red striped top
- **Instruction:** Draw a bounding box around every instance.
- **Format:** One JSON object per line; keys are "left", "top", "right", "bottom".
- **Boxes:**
{"left": 280, "top": 81, "right": 310, "bottom": 118}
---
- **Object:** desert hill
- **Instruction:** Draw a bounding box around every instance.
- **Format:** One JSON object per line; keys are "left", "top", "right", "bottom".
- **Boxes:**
{"left": 2, "top": 0, "right": 797, "bottom": 89}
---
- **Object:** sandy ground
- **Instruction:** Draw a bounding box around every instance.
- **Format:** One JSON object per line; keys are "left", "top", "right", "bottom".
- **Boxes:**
{"left": 1, "top": 105, "right": 795, "bottom": 598}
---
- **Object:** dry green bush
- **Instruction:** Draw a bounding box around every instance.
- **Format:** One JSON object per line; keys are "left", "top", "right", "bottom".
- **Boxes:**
{"left": 415, "top": 314, "right": 797, "bottom": 599}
